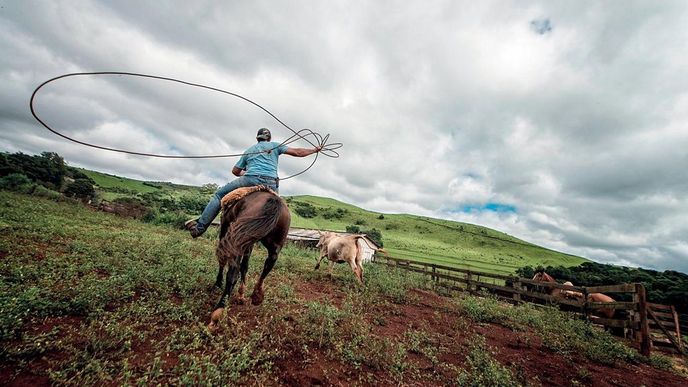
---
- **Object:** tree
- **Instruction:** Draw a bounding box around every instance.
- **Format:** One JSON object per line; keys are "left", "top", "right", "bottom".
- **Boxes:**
{"left": 364, "top": 228, "right": 383, "bottom": 247}
{"left": 202, "top": 183, "right": 219, "bottom": 193}
{"left": 39, "top": 152, "right": 66, "bottom": 188}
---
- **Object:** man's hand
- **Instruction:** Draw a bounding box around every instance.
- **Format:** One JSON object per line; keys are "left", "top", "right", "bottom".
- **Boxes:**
{"left": 232, "top": 166, "right": 245, "bottom": 177}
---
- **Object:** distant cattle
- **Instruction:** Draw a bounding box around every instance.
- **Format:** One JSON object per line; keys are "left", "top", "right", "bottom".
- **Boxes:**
{"left": 532, "top": 271, "right": 616, "bottom": 319}
{"left": 315, "top": 232, "right": 365, "bottom": 284}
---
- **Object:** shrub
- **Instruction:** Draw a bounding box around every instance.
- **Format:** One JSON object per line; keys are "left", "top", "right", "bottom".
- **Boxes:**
{"left": 364, "top": 228, "right": 383, "bottom": 247}
{"left": 456, "top": 336, "right": 519, "bottom": 387}
{"left": 64, "top": 178, "right": 96, "bottom": 200}
{"left": 32, "top": 184, "right": 62, "bottom": 200}
{"left": 345, "top": 225, "right": 360, "bottom": 233}
{"left": 378, "top": 214, "right": 384, "bottom": 220}
{"left": 178, "top": 195, "right": 207, "bottom": 213}
{"left": 293, "top": 202, "right": 317, "bottom": 218}
{"left": 142, "top": 181, "right": 163, "bottom": 189}
{"left": 354, "top": 219, "right": 367, "bottom": 226}
{"left": 321, "top": 207, "right": 347, "bottom": 220}
{"left": 143, "top": 210, "right": 188, "bottom": 229}
{"left": 0, "top": 173, "right": 32, "bottom": 192}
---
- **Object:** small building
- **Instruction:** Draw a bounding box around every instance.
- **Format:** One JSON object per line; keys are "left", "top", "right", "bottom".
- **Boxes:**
{"left": 287, "top": 227, "right": 381, "bottom": 263}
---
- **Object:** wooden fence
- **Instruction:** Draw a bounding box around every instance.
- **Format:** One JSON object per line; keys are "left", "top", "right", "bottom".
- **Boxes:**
{"left": 681, "top": 313, "right": 688, "bottom": 341}
{"left": 647, "top": 303, "right": 684, "bottom": 353}
{"left": 372, "top": 254, "right": 685, "bottom": 356}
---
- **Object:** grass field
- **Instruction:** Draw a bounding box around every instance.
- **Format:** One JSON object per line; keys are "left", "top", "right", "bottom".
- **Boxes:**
{"left": 1, "top": 191, "right": 685, "bottom": 385}
{"left": 80, "top": 170, "right": 587, "bottom": 274}
{"left": 80, "top": 169, "right": 203, "bottom": 201}
{"left": 288, "top": 195, "right": 587, "bottom": 274}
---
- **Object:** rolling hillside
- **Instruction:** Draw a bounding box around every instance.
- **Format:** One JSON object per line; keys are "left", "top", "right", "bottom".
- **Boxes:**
{"left": 288, "top": 195, "right": 587, "bottom": 274}
{"left": 80, "top": 169, "right": 588, "bottom": 274}
{"left": 0, "top": 191, "right": 684, "bottom": 385}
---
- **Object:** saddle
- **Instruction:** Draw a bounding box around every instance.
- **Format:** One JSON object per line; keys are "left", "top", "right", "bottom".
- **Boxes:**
{"left": 220, "top": 185, "right": 278, "bottom": 209}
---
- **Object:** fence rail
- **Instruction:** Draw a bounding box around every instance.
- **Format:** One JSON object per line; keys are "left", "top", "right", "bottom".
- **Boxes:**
{"left": 372, "top": 254, "right": 685, "bottom": 356}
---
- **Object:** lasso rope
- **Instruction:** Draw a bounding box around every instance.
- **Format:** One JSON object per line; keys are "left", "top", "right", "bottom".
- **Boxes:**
{"left": 29, "top": 71, "right": 342, "bottom": 180}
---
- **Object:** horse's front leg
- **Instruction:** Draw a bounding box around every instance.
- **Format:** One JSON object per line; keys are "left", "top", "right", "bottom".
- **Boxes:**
{"left": 209, "top": 258, "right": 240, "bottom": 330}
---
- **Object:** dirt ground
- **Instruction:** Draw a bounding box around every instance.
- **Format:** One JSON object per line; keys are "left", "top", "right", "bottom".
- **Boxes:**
{"left": 2, "top": 281, "right": 686, "bottom": 386}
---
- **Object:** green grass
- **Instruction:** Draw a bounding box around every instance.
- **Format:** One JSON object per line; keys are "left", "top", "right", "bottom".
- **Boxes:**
{"left": 81, "top": 169, "right": 204, "bottom": 201}
{"left": 288, "top": 195, "right": 588, "bottom": 273}
{"left": 82, "top": 169, "right": 161, "bottom": 194}
{"left": 0, "top": 191, "right": 684, "bottom": 384}
{"left": 0, "top": 191, "right": 437, "bottom": 384}
{"left": 455, "top": 294, "right": 639, "bottom": 366}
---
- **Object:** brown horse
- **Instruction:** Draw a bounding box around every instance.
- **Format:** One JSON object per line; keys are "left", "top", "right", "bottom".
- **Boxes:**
{"left": 209, "top": 187, "right": 291, "bottom": 329}
{"left": 532, "top": 271, "right": 616, "bottom": 319}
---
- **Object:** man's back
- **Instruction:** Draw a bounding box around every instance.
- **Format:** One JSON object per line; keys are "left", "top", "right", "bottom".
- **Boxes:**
{"left": 236, "top": 142, "right": 287, "bottom": 178}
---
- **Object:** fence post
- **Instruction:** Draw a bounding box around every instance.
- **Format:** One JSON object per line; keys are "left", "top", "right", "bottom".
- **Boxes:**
{"left": 582, "top": 286, "right": 590, "bottom": 322}
{"left": 513, "top": 279, "right": 521, "bottom": 302}
{"left": 636, "top": 283, "right": 651, "bottom": 357}
{"left": 671, "top": 305, "right": 683, "bottom": 352}
{"left": 432, "top": 266, "right": 438, "bottom": 282}
{"left": 466, "top": 271, "right": 473, "bottom": 293}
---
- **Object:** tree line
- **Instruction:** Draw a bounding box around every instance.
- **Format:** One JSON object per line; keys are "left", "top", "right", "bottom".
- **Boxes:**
{"left": 0, "top": 151, "right": 95, "bottom": 199}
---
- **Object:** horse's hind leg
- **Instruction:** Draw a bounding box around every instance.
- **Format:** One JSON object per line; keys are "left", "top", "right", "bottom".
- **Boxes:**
{"left": 215, "top": 258, "right": 240, "bottom": 310}
{"left": 233, "top": 248, "right": 252, "bottom": 305}
{"left": 215, "top": 263, "right": 224, "bottom": 289}
{"left": 251, "top": 245, "right": 279, "bottom": 306}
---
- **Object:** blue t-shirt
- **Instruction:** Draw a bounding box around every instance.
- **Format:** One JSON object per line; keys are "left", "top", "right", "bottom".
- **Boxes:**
{"left": 234, "top": 141, "right": 288, "bottom": 178}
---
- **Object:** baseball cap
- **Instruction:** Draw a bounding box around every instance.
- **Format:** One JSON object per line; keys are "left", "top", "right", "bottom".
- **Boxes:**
{"left": 256, "top": 128, "right": 271, "bottom": 141}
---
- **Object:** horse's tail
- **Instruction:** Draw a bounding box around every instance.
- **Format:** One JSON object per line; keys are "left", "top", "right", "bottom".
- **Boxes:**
{"left": 227, "top": 195, "right": 284, "bottom": 257}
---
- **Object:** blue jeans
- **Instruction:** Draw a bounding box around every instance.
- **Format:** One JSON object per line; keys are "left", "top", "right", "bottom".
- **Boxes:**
{"left": 196, "top": 175, "right": 279, "bottom": 231}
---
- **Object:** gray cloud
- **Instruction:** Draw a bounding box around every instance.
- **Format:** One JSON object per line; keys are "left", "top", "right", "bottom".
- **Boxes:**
{"left": 1, "top": 0, "right": 687, "bottom": 273}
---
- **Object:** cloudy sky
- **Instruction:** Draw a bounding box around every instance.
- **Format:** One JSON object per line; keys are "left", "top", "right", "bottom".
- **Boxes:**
{"left": 2, "top": 1, "right": 687, "bottom": 273}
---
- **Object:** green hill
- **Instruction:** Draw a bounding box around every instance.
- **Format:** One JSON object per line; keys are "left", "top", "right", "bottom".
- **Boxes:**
{"left": 287, "top": 195, "right": 587, "bottom": 274}
{"left": 78, "top": 169, "right": 587, "bottom": 274}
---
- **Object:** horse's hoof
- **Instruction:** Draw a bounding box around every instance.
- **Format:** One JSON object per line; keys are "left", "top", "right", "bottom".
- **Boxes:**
{"left": 251, "top": 292, "right": 264, "bottom": 306}
{"left": 231, "top": 296, "right": 247, "bottom": 305}
{"left": 210, "top": 307, "right": 225, "bottom": 325}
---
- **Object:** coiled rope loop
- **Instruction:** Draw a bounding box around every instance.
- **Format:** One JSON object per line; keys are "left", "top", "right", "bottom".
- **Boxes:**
{"left": 29, "top": 71, "right": 342, "bottom": 180}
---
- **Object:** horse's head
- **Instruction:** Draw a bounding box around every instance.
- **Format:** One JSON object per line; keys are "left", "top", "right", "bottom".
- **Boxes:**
{"left": 532, "top": 271, "right": 555, "bottom": 283}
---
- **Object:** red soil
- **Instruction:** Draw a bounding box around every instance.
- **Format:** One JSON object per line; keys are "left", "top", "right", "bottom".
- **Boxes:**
{"left": 2, "top": 281, "right": 686, "bottom": 386}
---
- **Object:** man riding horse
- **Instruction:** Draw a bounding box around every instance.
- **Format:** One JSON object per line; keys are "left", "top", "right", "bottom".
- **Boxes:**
{"left": 185, "top": 128, "right": 321, "bottom": 238}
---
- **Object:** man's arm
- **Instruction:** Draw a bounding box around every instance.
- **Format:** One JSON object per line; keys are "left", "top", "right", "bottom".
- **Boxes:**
{"left": 232, "top": 166, "right": 245, "bottom": 177}
{"left": 284, "top": 146, "right": 322, "bottom": 157}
